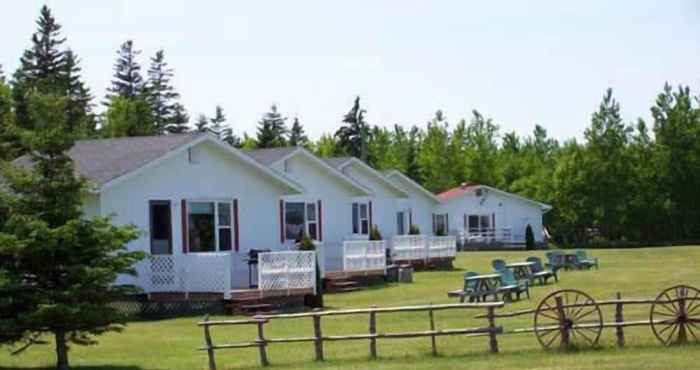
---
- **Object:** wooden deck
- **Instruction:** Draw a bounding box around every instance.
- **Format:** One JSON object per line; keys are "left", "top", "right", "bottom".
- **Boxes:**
{"left": 325, "top": 269, "right": 386, "bottom": 280}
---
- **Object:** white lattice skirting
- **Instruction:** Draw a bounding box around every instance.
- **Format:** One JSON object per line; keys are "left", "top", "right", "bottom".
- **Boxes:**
{"left": 258, "top": 251, "right": 316, "bottom": 295}
{"left": 342, "top": 240, "right": 387, "bottom": 272}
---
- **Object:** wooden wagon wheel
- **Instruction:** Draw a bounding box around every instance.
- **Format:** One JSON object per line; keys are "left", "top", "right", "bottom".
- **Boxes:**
{"left": 650, "top": 285, "right": 700, "bottom": 346}
{"left": 534, "top": 289, "right": 603, "bottom": 349}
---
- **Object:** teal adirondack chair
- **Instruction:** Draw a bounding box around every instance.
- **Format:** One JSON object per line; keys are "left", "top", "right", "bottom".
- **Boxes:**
{"left": 545, "top": 251, "right": 564, "bottom": 273}
{"left": 576, "top": 249, "right": 599, "bottom": 270}
{"left": 448, "top": 272, "right": 480, "bottom": 302}
{"left": 492, "top": 259, "right": 507, "bottom": 272}
{"left": 497, "top": 269, "right": 530, "bottom": 302}
{"left": 526, "top": 256, "right": 558, "bottom": 284}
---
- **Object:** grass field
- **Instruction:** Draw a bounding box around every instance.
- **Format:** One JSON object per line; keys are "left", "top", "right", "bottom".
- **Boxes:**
{"left": 2, "top": 246, "right": 699, "bottom": 370}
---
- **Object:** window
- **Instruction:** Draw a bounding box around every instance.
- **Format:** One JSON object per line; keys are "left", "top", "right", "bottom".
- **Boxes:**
{"left": 284, "top": 202, "right": 318, "bottom": 241}
{"left": 434, "top": 213, "right": 448, "bottom": 236}
{"left": 149, "top": 201, "right": 172, "bottom": 255}
{"left": 396, "top": 211, "right": 406, "bottom": 235}
{"left": 188, "top": 201, "right": 232, "bottom": 252}
{"left": 467, "top": 214, "right": 492, "bottom": 236}
{"left": 352, "top": 202, "right": 369, "bottom": 235}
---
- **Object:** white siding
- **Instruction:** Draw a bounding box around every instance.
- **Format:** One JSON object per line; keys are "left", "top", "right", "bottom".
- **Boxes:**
{"left": 385, "top": 174, "right": 438, "bottom": 236}
{"left": 100, "top": 141, "right": 294, "bottom": 288}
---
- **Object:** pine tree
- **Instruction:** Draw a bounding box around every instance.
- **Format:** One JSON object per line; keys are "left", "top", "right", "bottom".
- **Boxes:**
{"left": 335, "top": 96, "right": 369, "bottom": 160}
{"left": 146, "top": 49, "right": 180, "bottom": 134}
{"left": 0, "top": 75, "right": 19, "bottom": 160}
{"left": 62, "top": 50, "right": 95, "bottom": 135}
{"left": 209, "top": 105, "right": 227, "bottom": 138}
{"left": 167, "top": 102, "right": 190, "bottom": 134}
{"left": 105, "top": 40, "right": 144, "bottom": 102}
{"left": 0, "top": 92, "right": 144, "bottom": 370}
{"left": 288, "top": 117, "right": 308, "bottom": 147}
{"left": 256, "top": 104, "right": 288, "bottom": 148}
{"left": 194, "top": 114, "right": 209, "bottom": 133}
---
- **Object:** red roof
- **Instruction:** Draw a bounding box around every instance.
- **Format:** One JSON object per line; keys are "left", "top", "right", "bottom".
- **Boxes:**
{"left": 437, "top": 183, "right": 478, "bottom": 201}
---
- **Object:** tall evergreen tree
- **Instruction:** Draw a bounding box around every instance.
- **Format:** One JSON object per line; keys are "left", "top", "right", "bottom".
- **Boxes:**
{"left": 256, "top": 104, "right": 288, "bottom": 148}
{"left": 167, "top": 103, "right": 190, "bottom": 134}
{"left": 335, "top": 96, "right": 369, "bottom": 160}
{"left": 0, "top": 75, "right": 19, "bottom": 160}
{"left": 0, "top": 92, "right": 143, "bottom": 370}
{"left": 146, "top": 49, "right": 180, "bottom": 134}
{"left": 288, "top": 117, "right": 308, "bottom": 147}
{"left": 105, "top": 40, "right": 144, "bottom": 102}
{"left": 209, "top": 105, "right": 227, "bottom": 139}
{"left": 62, "top": 50, "right": 95, "bottom": 135}
{"left": 194, "top": 114, "right": 209, "bottom": 133}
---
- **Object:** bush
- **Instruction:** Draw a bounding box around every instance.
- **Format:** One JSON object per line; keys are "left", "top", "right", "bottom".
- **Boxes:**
{"left": 525, "top": 224, "right": 535, "bottom": 251}
{"left": 370, "top": 225, "right": 383, "bottom": 240}
{"left": 297, "top": 232, "right": 315, "bottom": 251}
{"left": 409, "top": 224, "right": 421, "bottom": 235}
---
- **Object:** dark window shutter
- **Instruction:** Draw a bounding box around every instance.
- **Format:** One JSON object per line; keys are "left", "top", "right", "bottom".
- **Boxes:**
{"left": 369, "top": 201, "right": 373, "bottom": 228}
{"left": 492, "top": 213, "right": 495, "bottom": 229}
{"left": 317, "top": 200, "right": 323, "bottom": 242}
{"left": 279, "top": 199, "right": 285, "bottom": 243}
{"left": 432, "top": 214, "right": 436, "bottom": 234}
{"left": 181, "top": 199, "right": 188, "bottom": 253}
{"left": 408, "top": 210, "right": 413, "bottom": 227}
{"left": 233, "top": 199, "right": 240, "bottom": 251}
{"left": 446, "top": 213, "right": 449, "bottom": 234}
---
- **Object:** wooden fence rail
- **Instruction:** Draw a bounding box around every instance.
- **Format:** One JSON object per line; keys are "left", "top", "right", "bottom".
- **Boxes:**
{"left": 198, "top": 302, "right": 504, "bottom": 369}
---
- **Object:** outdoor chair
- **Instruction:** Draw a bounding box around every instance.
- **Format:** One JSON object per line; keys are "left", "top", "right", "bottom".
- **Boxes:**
{"left": 526, "top": 256, "right": 558, "bottom": 285}
{"left": 448, "top": 272, "right": 480, "bottom": 303}
{"left": 575, "top": 249, "right": 599, "bottom": 270}
{"left": 492, "top": 259, "right": 507, "bottom": 273}
{"left": 497, "top": 269, "right": 530, "bottom": 302}
{"left": 545, "top": 251, "right": 564, "bottom": 273}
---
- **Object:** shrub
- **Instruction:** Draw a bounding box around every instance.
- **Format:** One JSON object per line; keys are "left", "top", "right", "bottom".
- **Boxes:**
{"left": 525, "top": 224, "right": 535, "bottom": 250}
{"left": 298, "top": 232, "right": 315, "bottom": 251}
{"left": 370, "top": 225, "right": 383, "bottom": 240}
{"left": 409, "top": 224, "right": 421, "bottom": 235}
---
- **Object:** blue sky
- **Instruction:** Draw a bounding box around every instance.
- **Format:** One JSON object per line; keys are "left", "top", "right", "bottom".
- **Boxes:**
{"left": 2, "top": 1, "right": 699, "bottom": 141}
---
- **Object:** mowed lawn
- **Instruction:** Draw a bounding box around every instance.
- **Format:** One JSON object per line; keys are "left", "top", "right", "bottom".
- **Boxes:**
{"left": 2, "top": 246, "right": 700, "bottom": 370}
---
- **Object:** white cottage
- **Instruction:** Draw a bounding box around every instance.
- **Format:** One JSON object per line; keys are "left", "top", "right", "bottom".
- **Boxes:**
{"left": 435, "top": 183, "right": 552, "bottom": 247}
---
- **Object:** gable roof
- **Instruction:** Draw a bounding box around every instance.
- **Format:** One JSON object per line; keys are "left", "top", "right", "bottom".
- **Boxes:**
{"left": 438, "top": 183, "right": 552, "bottom": 211}
{"left": 383, "top": 170, "right": 442, "bottom": 204}
{"left": 324, "top": 157, "right": 409, "bottom": 198}
{"left": 12, "top": 133, "right": 304, "bottom": 193}
{"left": 244, "top": 148, "right": 372, "bottom": 195}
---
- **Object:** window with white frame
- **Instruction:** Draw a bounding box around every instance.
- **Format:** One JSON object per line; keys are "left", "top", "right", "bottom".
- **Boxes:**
{"left": 467, "top": 214, "right": 492, "bottom": 236}
{"left": 285, "top": 202, "right": 317, "bottom": 241}
{"left": 188, "top": 201, "right": 232, "bottom": 252}
{"left": 434, "top": 213, "right": 448, "bottom": 236}
{"left": 352, "top": 202, "right": 369, "bottom": 235}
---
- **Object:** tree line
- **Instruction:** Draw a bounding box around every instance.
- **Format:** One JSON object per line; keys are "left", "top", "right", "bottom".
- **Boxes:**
{"left": 2, "top": 6, "right": 700, "bottom": 245}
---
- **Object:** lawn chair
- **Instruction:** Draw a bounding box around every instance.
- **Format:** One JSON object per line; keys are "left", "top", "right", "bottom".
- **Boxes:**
{"left": 497, "top": 269, "right": 530, "bottom": 302}
{"left": 526, "top": 256, "right": 558, "bottom": 285}
{"left": 545, "top": 251, "right": 564, "bottom": 273}
{"left": 492, "top": 259, "right": 507, "bottom": 272}
{"left": 575, "top": 249, "right": 599, "bottom": 270}
{"left": 448, "top": 272, "right": 482, "bottom": 303}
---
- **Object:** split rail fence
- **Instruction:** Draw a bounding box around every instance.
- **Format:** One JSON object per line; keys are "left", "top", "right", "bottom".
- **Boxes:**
{"left": 198, "top": 302, "right": 503, "bottom": 369}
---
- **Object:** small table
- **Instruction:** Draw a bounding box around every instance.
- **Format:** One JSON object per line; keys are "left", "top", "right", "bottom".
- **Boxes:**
{"left": 506, "top": 262, "right": 535, "bottom": 281}
{"left": 465, "top": 273, "right": 502, "bottom": 301}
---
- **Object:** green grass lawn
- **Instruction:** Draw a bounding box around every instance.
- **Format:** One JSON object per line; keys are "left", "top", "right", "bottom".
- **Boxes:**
{"left": 2, "top": 246, "right": 700, "bottom": 370}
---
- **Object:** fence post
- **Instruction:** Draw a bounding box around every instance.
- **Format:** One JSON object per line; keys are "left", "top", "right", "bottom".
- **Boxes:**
{"left": 487, "top": 306, "right": 499, "bottom": 353}
{"left": 555, "top": 296, "right": 570, "bottom": 349}
{"left": 429, "top": 303, "right": 437, "bottom": 356}
{"left": 615, "top": 292, "right": 625, "bottom": 347}
{"left": 202, "top": 315, "right": 217, "bottom": 370}
{"left": 313, "top": 314, "right": 324, "bottom": 361}
{"left": 256, "top": 320, "right": 269, "bottom": 366}
{"left": 678, "top": 286, "right": 688, "bottom": 344}
{"left": 369, "top": 306, "right": 377, "bottom": 358}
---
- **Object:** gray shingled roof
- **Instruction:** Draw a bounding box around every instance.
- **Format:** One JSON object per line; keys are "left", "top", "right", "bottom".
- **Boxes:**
{"left": 12, "top": 133, "right": 203, "bottom": 186}
{"left": 243, "top": 147, "right": 299, "bottom": 166}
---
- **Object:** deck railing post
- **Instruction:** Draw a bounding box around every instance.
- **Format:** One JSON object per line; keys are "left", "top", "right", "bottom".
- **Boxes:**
{"left": 256, "top": 320, "right": 269, "bottom": 366}
{"left": 487, "top": 306, "right": 499, "bottom": 353}
{"left": 202, "top": 315, "right": 217, "bottom": 370}
{"left": 615, "top": 292, "right": 625, "bottom": 347}
{"left": 369, "top": 306, "right": 377, "bottom": 358}
{"left": 429, "top": 304, "right": 437, "bottom": 356}
{"left": 313, "top": 314, "right": 324, "bottom": 361}
{"left": 555, "top": 296, "right": 570, "bottom": 349}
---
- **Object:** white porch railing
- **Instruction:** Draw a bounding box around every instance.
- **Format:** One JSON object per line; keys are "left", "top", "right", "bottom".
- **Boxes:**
{"left": 342, "top": 240, "right": 387, "bottom": 273}
{"left": 258, "top": 251, "right": 316, "bottom": 295}
{"left": 147, "top": 253, "right": 233, "bottom": 299}
{"left": 464, "top": 227, "right": 513, "bottom": 243}
{"left": 427, "top": 236, "right": 457, "bottom": 259}
{"left": 391, "top": 235, "right": 428, "bottom": 261}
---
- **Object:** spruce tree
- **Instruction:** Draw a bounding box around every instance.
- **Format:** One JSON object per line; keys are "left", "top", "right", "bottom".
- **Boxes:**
{"left": 0, "top": 75, "right": 20, "bottom": 160}
{"left": 146, "top": 49, "right": 180, "bottom": 134}
{"left": 335, "top": 96, "right": 369, "bottom": 160}
{"left": 288, "top": 117, "right": 308, "bottom": 147}
{"left": 209, "top": 105, "right": 227, "bottom": 139}
{"left": 167, "top": 102, "right": 190, "bottom": 134}
{"left": 105, "top": 40, "right": 144, "bottom": 102}
{"left": 194, "top": 114, "right": 209, "bottom": 133}
{"left": 62, "top": 50, "right": 95, "bottom": 135}
{"left": 256, "top": 104, "right": 288, "bottom": 148}
{"left": 0, "top": 92, "right": 143, "bottom": 370}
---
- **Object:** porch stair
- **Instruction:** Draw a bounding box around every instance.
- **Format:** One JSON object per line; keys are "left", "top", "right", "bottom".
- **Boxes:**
{"left": 227, "top": 289, "right": 277, "bottom": 315}
{"left": 324, "top": 276, "right": 364, "bottom": 293}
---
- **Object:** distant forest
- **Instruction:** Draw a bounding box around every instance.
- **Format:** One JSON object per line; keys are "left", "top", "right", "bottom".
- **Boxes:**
{"left": 2, "top": 6, "right": 699, "bottom": 245}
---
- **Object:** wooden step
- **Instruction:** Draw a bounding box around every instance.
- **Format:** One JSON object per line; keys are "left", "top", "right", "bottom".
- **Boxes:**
{"left": 335, "top": 287, "right": 363, "bottom": 293}
{"left": 328, "top": 281, "right": 359, "bottom": 288}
